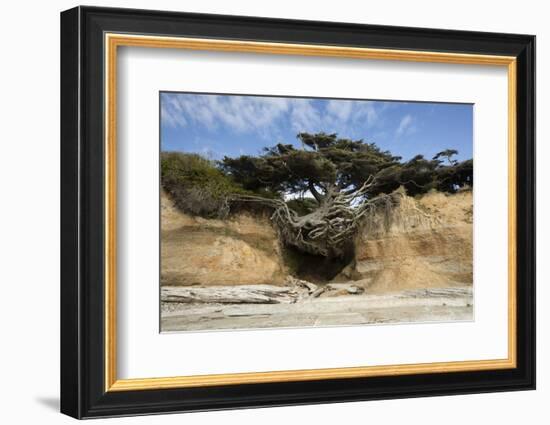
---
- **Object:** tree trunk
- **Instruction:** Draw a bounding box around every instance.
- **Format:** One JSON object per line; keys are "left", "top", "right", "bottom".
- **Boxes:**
{"left": 232, "top": 179, "right": 399, "bottom": 259}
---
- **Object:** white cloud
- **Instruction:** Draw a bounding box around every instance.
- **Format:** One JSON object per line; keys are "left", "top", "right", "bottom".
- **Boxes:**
{"left": 324, "top": 100, "right": 379, "bottom": 136}
{"left": 326, "top": 99, "right": 353, "bottom": 121}
{"left": 162, "top": 94, "right": 387, "bottom": 140}
{"left": 161, "top": 97, "right": 187, "bottom": 127}
{"left": 161, "top": 94, "right": 289, "bottom": 137}
{"left": 289, "top": 99, "right": 321, "bottom": 133}
{"left": 395, "top": 114, "right": 416, "bottom": 137}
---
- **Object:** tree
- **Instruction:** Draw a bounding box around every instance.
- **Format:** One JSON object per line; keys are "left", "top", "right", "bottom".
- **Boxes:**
{"left": 433, "top": 149, "right": 459, "bottom": 165}
{"left": 161, "top": 133, "right": 472, "bottom": 267}
{"left": 220, "top": 133, "right": 405, "bottom": 258}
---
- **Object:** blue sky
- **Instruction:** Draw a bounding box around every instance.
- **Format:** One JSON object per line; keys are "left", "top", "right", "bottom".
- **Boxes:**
{"left": 160, "top": 92, "right": 473, "bottom": 162}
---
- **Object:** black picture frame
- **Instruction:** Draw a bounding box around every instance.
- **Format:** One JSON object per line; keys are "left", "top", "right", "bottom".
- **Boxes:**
{"left": 61, "top": 5, "right": 535, "bottom": 419}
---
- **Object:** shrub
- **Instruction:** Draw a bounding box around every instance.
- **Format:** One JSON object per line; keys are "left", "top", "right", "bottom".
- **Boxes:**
{"left": 161, "top": 152, "right": 249, "bottom": 218}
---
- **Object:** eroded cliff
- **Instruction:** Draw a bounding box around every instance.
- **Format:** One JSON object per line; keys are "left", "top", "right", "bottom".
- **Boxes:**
{"left": 161, "top": 189, "right": 473, "bottom": 292}
{"left": 161, "top": 190, "right": 287, "bottom": 286}
{"left": 351, "top": 189, "right": 473, "bottom": 292}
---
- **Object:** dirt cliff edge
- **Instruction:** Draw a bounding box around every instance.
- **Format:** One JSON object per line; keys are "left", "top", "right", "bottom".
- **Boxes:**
{"left": 161, "top": 189, "right": 473, "bottom": 292}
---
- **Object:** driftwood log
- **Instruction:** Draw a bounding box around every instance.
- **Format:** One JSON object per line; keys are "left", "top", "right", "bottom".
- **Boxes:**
{"left": 161, "top": 285, "right": 304, "bottom": 304}
{"left": 161, "top": 279, "right": 364, "bottom": 305}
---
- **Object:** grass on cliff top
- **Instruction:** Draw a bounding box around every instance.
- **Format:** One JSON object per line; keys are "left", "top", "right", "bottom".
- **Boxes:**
{"left": 161, "top": 152, "right": 275, "bottom": 218}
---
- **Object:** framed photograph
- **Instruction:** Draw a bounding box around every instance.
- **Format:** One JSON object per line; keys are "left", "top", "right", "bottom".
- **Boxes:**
{"left": 60, "top": 6, "right": 535, "bottom": 419}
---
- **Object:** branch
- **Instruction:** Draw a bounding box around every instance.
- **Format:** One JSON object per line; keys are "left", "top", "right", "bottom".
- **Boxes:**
{"left": 308, "top": 181, "right": 324, "bottom": 203}
{"left": 229, "top": 194, "right": 286, "bottom": 211}
{"left": 397, "top": 179, "right": 431, "bottom": 189}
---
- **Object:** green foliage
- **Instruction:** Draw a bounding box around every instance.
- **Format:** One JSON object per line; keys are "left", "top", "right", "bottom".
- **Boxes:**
{"left": 221, "top": 132, "right": 472, "bottom": 201}
{"left": 161, "top": 152, "right": 250, "bottom": 217}
{"left": 433, "top": 149, "right": 459, "bottom": 165}
{"left": 163, "top": 134, "right": 473, "bottom": 219}
{"left": 435, "top": 158, "right": 473, "bottom": 192}
{"left": 221, "top": 132, "right": 402, "bottom": 196}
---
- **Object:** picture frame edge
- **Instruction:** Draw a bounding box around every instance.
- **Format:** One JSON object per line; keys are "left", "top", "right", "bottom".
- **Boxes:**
{"left": 60, "top": 5, "right": 536, "bottom": 419}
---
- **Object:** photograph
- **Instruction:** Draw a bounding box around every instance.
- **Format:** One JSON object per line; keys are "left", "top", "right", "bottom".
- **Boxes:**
{"left": 159, "top": 92, "right": 474, "bottom": 332}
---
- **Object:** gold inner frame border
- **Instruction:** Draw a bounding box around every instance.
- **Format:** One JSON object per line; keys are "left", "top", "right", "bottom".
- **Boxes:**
{"left": 104, "top": 33, "right": 517, "bottom": 392}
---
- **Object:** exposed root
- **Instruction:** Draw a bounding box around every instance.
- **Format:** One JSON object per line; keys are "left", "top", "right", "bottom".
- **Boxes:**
{"left": 229, "top": 180, "right": 435, "bottom": 259}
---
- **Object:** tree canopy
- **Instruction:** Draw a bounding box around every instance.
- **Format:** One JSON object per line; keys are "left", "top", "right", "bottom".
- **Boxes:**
{"left": 220, "top": 132, "right": 472, "bottom": 202}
